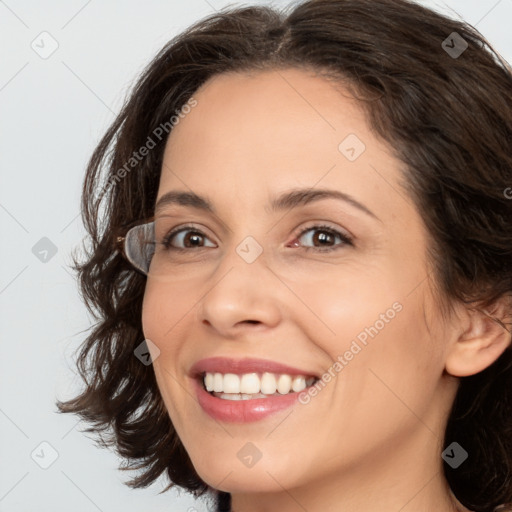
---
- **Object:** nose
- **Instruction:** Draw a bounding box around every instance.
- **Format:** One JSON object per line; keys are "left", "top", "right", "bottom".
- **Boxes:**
{"left": 198, "top": 248, "right": 283, "bottom": 337}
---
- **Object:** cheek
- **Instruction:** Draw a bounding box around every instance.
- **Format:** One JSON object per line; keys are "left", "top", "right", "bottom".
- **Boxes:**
{"left": 141, "top": 284, "right": 161, "bottom": 346}
{"left": 296, "top": 267, "right": 401, "bottom": 350}
{"left": 347, "top": 297, "right": 441, "bottom": 420}
{"left": 310, "top": 250, "right": 437, "bottom": 369}
{"left": 141, "top": 277, "right": 196, "bottom": 342}
{"left": 141, "top": 284, "right": 189, "bottom": 425}
{"left": 313, "top": 272, "right": 439, "bottom": 409}
{"left": 141, "top": 283, "right": 181, "bottom": 361}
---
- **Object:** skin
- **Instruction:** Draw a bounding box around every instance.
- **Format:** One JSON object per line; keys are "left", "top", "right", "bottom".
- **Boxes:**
{"left": 141, "top": 67, "right": 511, "bottom": 512}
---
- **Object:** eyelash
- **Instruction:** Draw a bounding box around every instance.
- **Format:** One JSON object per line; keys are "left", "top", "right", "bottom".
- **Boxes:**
{"left": 161, "top": 223, "right": 354, "bottom": 253}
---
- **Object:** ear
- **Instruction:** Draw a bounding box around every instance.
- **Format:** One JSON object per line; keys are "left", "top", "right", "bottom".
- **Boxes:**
{"left": 445, "top": 296, "right": 512, "bottom": 377}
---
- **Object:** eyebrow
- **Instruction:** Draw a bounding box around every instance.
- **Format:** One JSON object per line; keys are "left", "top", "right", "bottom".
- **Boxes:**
{"left": 155, "top": 188, "right": 380, "bottom": 221}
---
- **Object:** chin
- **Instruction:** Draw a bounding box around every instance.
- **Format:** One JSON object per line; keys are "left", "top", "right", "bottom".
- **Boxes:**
{"left": 190, "top": 454, "right": 309, "bottom": 494}
{"left": 200, "top": 470, "right": 291, "bottom": 494}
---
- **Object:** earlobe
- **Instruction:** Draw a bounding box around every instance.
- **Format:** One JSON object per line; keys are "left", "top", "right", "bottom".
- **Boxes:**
{"left": 445, "top": 298, "right": 512, "bottom": 378}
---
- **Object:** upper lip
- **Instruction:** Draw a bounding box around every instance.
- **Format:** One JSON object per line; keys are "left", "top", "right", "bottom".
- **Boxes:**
{"left": 189, "top": 357, "right": 320, "bottom": 379}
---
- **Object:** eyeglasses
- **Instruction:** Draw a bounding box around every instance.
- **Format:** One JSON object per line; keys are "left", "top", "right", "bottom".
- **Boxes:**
{"left": 116, "top": 218, "right": 156, "bottom": 276}
{"left": 117, "top": 216, "right": 215, "bottom": 279}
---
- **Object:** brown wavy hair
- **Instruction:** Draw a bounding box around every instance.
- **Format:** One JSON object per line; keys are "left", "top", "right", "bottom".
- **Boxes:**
{"left": 56, "top": 0, "right": 512, "bottom": 510}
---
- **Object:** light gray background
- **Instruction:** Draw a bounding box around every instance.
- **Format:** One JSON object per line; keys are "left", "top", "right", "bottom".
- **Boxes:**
{"left": 1, "top": 0, "right": 510, "bottom": 510}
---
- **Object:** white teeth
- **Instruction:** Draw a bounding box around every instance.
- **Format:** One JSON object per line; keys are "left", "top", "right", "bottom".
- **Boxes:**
{"left": 292, "top": 375, "right": 306, "bottom": 392}
{"left": 223, "top": 374, "right": 240, "bottom": 393}
{"left": 240, "top": 373, "right": 260, "bottom": 394}
{"left": 213, "top": 373, "right": 223, "bottom": 392}
{"left": 202, "top": 371, "right": 316, "bottom": 396}
{"left": 260, "top": 372, "right": 277, "bottom": 395}
{"left": 277, "top": 374, "right": 292, "bottom": 394}
{"left": 214, "top": 392, "right": 266, "bottom": 400}
{"left": 205, "top": 372, "right": 214, "bottom": 391}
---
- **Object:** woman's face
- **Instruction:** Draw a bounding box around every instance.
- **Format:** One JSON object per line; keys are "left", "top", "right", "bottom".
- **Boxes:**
{"left": 142, "top": 68, "right": 460, "bottom": 505}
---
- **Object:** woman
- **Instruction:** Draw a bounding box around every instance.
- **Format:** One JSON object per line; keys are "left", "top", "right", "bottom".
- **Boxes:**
{"left": 56, "top": 0, "right": 512, "bottom": 510}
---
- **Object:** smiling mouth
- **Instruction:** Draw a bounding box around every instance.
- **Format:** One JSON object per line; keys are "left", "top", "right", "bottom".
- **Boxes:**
{"left": 199, "top": 371, "right": 320, "bottom": 400}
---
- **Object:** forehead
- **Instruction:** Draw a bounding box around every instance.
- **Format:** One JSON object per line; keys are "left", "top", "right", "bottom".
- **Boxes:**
{"left": 164, "top": 67, "right": 373, "bottom": 163}
{"left": 158, "top": 67, "right": 408, "bottom": 223}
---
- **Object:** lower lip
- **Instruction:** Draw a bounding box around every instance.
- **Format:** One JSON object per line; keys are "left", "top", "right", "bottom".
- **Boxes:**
{"left": 193, "top": 377, "right": 307, "bottom": 423}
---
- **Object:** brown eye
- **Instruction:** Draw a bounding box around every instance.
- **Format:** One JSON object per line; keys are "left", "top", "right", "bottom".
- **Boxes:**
{"left": 293, "top": 224, "right": 353, "bottom": 252}
{"left": 162, "top": 226, "right": 216, "bottom": 250}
